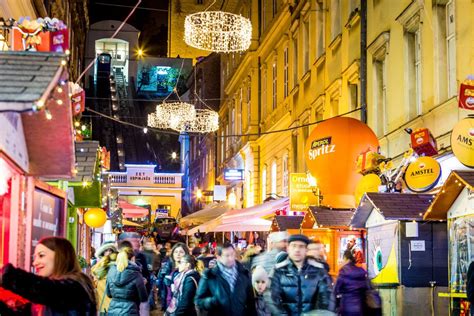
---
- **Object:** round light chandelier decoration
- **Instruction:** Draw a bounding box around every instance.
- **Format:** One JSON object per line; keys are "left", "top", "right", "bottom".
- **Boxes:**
{"left": 148, "top": 102, "right": 195, "bottom": 130}
{"left": 148, "top": 102, "right": 219, "bottom": 133}
{"left": 184, "top": 11, "right": 252, "bottom": 53}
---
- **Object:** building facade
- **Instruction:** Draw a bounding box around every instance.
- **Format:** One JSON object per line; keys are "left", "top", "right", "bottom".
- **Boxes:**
{"left": 215, "top": 0, "right": 472, "bottom": 210}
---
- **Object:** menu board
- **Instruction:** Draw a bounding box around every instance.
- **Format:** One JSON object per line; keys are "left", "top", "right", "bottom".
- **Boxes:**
{"left": 31, "top": 189, "right": 64, "bottom": 251}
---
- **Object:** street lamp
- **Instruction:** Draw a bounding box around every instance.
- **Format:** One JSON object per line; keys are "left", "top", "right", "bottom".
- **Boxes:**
{"left": 228, "top": 189, "right": 237, "bottom": 209}
{"left": 171, "top": 152, "right": 177, "bottom": 160}
{"left": 196, "top": 189, "right": 202, "bottom": 210}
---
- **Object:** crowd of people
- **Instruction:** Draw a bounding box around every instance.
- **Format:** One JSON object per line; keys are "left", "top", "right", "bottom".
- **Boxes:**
{"left": 0, "top": 232, "right": 381, "bottom": 316}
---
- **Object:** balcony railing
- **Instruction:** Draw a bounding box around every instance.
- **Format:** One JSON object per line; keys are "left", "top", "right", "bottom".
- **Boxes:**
{"left": 154, "top": 176, "right": 176, "bottom": 185}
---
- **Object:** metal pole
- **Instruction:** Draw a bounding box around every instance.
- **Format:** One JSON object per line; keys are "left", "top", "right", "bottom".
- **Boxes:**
{"left": 360, "top": 0, "right": 368, "bottom": 124}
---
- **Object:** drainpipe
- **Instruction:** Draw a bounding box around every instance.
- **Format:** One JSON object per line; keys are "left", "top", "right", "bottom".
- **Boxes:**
{"left": 360, "top": 0, "right": 368, "bottom": 124}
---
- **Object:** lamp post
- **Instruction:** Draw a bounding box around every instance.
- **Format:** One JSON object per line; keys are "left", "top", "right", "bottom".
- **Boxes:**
{"left": 196, "top": 188, "right": 202, "bottom": 210}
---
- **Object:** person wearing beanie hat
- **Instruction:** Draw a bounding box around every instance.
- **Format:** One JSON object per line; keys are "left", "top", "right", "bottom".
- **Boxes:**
{"left": 265, "top": 234, "right": 335, "bottom": 315}
{"left": 251, "top": 231, "right": 289, "bottom": 273}
{"left": 252, "top": 266, "right": 271, "bottom": 316}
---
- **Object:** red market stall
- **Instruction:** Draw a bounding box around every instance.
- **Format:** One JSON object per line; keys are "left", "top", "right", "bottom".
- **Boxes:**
{"left": 298, "top": 206, "right": 364, "bottom": 276}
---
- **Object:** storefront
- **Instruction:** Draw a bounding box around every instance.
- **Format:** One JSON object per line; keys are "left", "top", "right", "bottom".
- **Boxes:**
{"left": 0, "top": 50, "right": 75, "bottom": 269}
{"left": 352, "top": 192, "right": 448, "bottom": 315}
{"left": 298, "top": 206, "right": 363, "bottom": 276}
{"left": 424, "top": 170, "right": 474, "bottom": 316}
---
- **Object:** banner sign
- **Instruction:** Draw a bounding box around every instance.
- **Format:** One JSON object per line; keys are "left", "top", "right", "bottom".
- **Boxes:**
{"left": 224, "top": 169, "right": 244, "bottom": 181}
{"left": 289, "top": 173, "right": 318, "bottom": 211}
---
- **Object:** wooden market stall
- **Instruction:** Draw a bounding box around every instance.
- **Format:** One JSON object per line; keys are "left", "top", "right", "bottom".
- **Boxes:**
{"left": 424, "top": 170, "right": 474, "bottom": 316}
{"left": 352, "top": 192, "right": 448, "bottom": 315}
{"left": 297, "top": 207, "right": 363, "bottom": 276}
{"left": 270, "top": 215, "right": 304, "bottom": 232}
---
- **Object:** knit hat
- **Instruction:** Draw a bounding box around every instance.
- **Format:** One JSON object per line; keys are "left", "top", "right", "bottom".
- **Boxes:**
{"left": 95, "top": 241, "right": 118, "bottom": 258}
{"left": 288, "top": 234, "right": 310, "bottom": 245}
{"left": 268, "top": 231, "right": 289, "bottom": 243}
{"left": 252, "top": 265, "right": 269, "bottom": 285}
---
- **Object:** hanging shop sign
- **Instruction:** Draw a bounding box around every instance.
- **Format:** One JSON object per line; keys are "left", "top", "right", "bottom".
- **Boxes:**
{"left": 451, "top": 117, "right": 474, "bottom": 168}
{"left": 410, "top": 128, "right": 438, "bottom": 157}
{"left": 289, "top": 173, "right": 318, "bottom": 212}
{"left": 404, "top": 156, "right": 441, "bottom": 192}
{"left": 224, "top": 169, "right": 244, "bottom": 181}
{"left": 305, "top": 117, "right": 379, "bottom": 208}
{"left": 459, "top": 77, "right": 474, "bottom": 110}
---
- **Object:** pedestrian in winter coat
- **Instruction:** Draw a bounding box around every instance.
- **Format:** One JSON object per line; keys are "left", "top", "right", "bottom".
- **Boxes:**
{"left": 106, "top": 246, "right": 148, "bottom": 315}
{"left": 252, "top": 265, "right": 271, "bottom": 316}
{"left": 166, "top": 254, "right": 201, "bottom": 316}
{"left": 160, "top": 242, "right": 190, "bottom": 310}
{"left": 252, "top": 231, "right": 289, "bottom": 273}
{"left": 335, "top": 250, "right": 369, "bottom": 316}
{"left": 91, "top": 243, "right": 118, "bottom": 314}
{"left": 0, "top": 236, "right": 97, "bottom": 315}
{"left": 266, "top": 234, "right": 335, "bottom": 315}
{"left": 195, "top": 243, "right": 257, "bottom": 316}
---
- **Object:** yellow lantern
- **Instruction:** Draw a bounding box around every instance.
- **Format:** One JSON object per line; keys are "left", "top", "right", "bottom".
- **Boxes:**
{"left": 84, "top": 208, "right": 107, "bottom": 228}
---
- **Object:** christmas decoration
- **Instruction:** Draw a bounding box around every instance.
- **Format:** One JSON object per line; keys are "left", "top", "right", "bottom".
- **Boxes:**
{"left": 184, "top": 11, "right": 252, "bottom": 53}
{"left": 459, "top": 75, "right": 474, "bottom": 110}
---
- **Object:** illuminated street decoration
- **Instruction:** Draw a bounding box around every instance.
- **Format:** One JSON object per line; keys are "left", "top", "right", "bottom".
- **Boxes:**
{"left": 184, "top": 11, "right": 252, "bottom": 53}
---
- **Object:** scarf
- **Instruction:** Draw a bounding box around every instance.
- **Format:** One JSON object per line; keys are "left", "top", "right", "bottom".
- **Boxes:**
{"left": 218, "top": 262, "right": 238, "bottom": 292}
{"left": 166, "top": 270, "right": 193, "bottom": 314}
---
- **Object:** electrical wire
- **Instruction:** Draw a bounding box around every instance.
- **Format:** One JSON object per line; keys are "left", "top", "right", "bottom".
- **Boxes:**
{"left": 85, "top": 106, "right": 362, "bottom": 138}
{"left": 94, "top": 2, "right": 168, "bottom": 12}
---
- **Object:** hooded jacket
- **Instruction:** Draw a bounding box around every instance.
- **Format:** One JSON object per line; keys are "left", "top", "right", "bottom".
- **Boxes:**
{"left": 173, "top": 270, "right": 201, "bottom": 316}
{"left": 265, "top": 258, "right": 335, "bottom": 315}
{"left": 195, "top": 261, "right": 257, "bottom": 316}
{"left": 335, "top": 262, "right": 368, "bottom": 316}
{"left": 106, "top": 262, "right": 148, "bottom": 316}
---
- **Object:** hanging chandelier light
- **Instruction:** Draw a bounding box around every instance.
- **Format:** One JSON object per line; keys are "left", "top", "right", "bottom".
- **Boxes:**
{"left": 148, "top": 102, "right": 196, "bottom": 130}
{"left": 184, "top": 11, "right": 252, "bottom": 53}
{"left": 187, "top": 109, "right": 219, "bottom": 133}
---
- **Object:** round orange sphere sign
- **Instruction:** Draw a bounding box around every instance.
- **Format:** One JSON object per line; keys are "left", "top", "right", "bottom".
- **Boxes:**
{"left": 84, "top": 208, "right": 107, "bottom": 228}
{"left": 305, "top": 117, "right": 379, "bottom": 208}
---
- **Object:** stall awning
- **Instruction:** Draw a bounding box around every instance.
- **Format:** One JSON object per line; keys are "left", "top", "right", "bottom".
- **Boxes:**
{"left": 119, "top": 200, "right": 149, "bottom": 218}
{"left": 351, "top": 193, "right": 432, "bottom": 228}
{"left": 179, "top": 201, "right": 229, "bottom": 227}
{"left": 271, "top": 215, "right": 304, "bottom": 232}
{"left": 0, "top": 52, "right": 74, "bottom": 178}
{"left": 424, "top": 170, "right": 474, "bottom": 220}
{"left": 122, "top": 219, "right": 144, "bottom": 227}
{"left": 188, "top": 218, "right": 272, "bottom": 235}
{"left": 302, "top": 207, "right": 355, "bottom": 229}
{"left": 220, "top": 198, "right": 290, "bottom": 224}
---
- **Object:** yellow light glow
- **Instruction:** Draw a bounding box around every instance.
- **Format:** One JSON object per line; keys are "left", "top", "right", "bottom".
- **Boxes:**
{"left": 196, "top": 189, "right": 202, "bottom": 199}
{"left": 228, "top": 190, "right": 237, "bottom": 207}
{"left": 171, "top": 152, "right": 177, "bottom": 159}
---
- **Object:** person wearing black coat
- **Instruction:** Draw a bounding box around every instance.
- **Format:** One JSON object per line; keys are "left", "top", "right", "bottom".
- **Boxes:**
{"left": 266, "top": 234, "right": 335, "bottom": 315}
{"left": 106, "top": 246, "right": 148, "bottom": 315}
{"left": 166, "top": 255, "right": 201, "bottom": 316}
{"left": 195, "top": 243, "right": 257, "bottom": 316}
{"left": 0, "top": 237, "right": 97, "bottom": 315}
{"left": 335, "top": 250, "right": 369, "bottom": 316}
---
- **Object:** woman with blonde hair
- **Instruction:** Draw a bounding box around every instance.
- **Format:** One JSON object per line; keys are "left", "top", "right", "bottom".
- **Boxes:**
{"left": 0, "top": 236, "right": 97, "bottom": 315}
{"left": 91, "top": 242, "right": 118, "bottom": 314}
{"left": 106, "top": 243, "right": 148, "bottom": 315}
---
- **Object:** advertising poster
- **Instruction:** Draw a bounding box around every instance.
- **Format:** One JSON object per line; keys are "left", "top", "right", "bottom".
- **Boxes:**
{"left": 367, "top": 222, "right": 399, "bottom": 284}
{"left": 289, "top": 173, "right": 318, "bottom": 212}
{"left": 31, "top": 189, "right": 64, "bottom": 254}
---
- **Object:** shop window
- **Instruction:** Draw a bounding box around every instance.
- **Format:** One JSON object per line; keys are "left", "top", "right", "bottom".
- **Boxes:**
{"left": 271, "top": 161, "right": 277, "bottom": 195}
{"left": 261, "top": 165, "right": 267, "bottom": 202}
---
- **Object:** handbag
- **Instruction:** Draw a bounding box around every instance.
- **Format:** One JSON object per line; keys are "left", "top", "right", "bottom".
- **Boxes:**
{"left": 365, "top": 280, "right": 382, "bottom": 310}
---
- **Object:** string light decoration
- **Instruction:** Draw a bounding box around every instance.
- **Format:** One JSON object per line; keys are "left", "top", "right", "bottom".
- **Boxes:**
{"left": 148, "top": 101, "right": 196, "bottom": 131}
{"left": 188, "top": 109, "right": 219, "bottom": 133}
{"left": 184, "top": 11, "right": 252, "bottom": 53}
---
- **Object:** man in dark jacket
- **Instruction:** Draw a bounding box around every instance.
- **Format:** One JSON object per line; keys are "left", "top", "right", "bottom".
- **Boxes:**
{"left": 266, "top": 234, "right": 335, "bottom": 315}
{"left": 195, "top": 243, "right": 257, "bottom": 316}
{"left": 307, "top": 240, "right": 330, "bottom": 273}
